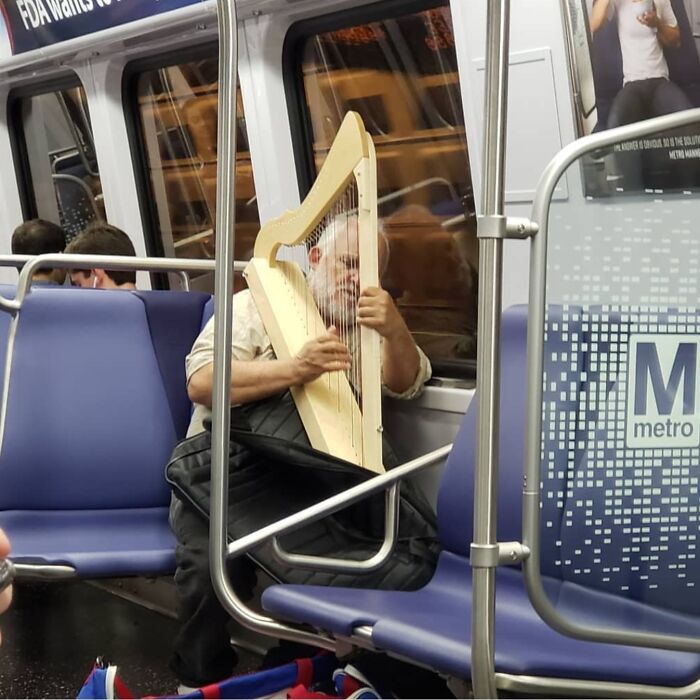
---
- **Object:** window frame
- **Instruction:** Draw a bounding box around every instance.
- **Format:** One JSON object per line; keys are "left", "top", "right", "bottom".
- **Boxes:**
{"left": 122, "top": 41, "right": 219, "bottom": 290}
{"left": 8, "top": 72, "right": 90, "bottom": 222}
{"left": 283, "top": 0, "right": 476, "bottom": 380}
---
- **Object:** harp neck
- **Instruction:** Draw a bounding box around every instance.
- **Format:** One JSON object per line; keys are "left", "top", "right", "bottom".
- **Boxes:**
{"left": 254, "top": 112, "right": 371, "bottom": 265}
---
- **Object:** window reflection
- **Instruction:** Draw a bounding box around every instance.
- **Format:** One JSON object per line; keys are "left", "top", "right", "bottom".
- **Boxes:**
{"left": 298, "top": 6, "right": 477, "bottom": 369}
{"left": 134, "top": 56, "right": 259, "bottom": 288}
{"left": 18, "top": 85, "right": 104, "bottom": 241}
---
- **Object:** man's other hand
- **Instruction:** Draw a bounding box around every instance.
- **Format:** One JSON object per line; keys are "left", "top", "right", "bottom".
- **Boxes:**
{"left": 294, "top": 328, "right": 351, "bottom": 384}
{"left": 357, "top": 287, "right": 407, "bottom": 340}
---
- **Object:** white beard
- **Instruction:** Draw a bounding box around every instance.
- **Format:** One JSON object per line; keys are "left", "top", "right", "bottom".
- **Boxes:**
{"left": 307, "top": 266, "right": 357, "bottom": 327}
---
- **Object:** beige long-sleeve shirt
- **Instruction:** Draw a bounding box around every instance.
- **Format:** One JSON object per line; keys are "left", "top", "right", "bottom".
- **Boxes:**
{"left": 186, "top": 289, "right": 431, "bottom": 436}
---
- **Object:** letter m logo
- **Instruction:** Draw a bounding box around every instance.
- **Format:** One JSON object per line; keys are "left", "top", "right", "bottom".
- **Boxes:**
{"left": 634, "top": 342, "right": 696, "bottom": 415}
{"left": 627, "top": 335, "right": 700, "bottom": 448}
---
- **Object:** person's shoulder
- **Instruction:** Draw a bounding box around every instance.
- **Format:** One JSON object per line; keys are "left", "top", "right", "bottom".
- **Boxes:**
{"left": 234, "top": 288, "right": 254, "bottom": 306}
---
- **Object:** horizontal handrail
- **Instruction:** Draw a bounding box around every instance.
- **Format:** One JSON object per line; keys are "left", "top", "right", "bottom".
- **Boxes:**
{"left": 270, "top": 483, "right": 400, "bottom": 574}
{"left": 0, "top": 254, "right": 248, "bottom": 314}
{"left": 227, "top": 444, "right": 451, "bottom": 559}
{"left": 0, "top": 254, "right": 196, "bottom": 291}
{"left": 524, "top": 106, "right": 700, "bottom": 654}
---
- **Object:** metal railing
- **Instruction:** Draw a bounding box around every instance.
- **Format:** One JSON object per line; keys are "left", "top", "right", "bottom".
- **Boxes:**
{"left": 208, "top": 0, "right": 334, "bottom": 650}
{"left": 470, "top": 1, "right": 510, "bottom": 695}
{"left": 523, "top": 107, "right": 700, "bottom": 656}
{"left": 207, "top": 0, "right": 455, "bottom": 653}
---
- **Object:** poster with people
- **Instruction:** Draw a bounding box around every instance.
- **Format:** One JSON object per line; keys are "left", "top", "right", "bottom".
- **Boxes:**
{"left": 564, "top": 0, "right": 700, "bottom": 196}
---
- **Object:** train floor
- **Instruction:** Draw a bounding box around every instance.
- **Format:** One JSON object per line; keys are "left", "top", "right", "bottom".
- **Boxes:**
{"left": 0, "top": 580, "right": 261, "bottom": 699}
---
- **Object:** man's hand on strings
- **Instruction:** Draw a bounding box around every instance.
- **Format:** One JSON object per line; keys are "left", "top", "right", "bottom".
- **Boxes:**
{"left": 357, "top": 287, "right": 408, "bottom": 340}
{"left": 294, "top": 327, "right": 351, "bottom": 384}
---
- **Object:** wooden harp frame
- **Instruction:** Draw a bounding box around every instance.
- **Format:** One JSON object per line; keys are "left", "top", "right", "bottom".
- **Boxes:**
{"left": 245, "top": 112, "right": 383, "bottom": 473}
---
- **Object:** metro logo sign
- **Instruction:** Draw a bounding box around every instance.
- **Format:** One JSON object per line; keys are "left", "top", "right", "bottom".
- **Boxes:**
{"left": 627, "top": 335, "right": 700, "bottom": 447}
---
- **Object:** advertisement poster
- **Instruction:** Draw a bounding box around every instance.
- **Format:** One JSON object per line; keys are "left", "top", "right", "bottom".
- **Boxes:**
{"left": 0, "top": 0, "right": 202, "bottom": 55}
{"left": 564, "top": 0, "right": 700, "bottom": 195}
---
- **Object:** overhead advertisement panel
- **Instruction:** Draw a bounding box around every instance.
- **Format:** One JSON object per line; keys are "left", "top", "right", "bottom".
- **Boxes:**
{"left": 0, "top": 0, "right": 202, "bottom": 55}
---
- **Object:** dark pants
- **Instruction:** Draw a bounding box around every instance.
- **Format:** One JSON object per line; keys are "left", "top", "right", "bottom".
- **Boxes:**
{"left": 169, "top": 495, "right": 257, "bottom": 687}
{"left": 608, "top": 77, "right": 693, "bottom": 129}
{"left": 606, "top": 78, "right": 693, "bottom": 190}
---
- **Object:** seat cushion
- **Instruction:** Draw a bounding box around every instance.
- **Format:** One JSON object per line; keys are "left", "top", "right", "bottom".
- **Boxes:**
{"left": 262, "top": 552, "right": 700, "bottom": 685}
{"left": 0, "top": 508, "right": 176, "bottom": 577}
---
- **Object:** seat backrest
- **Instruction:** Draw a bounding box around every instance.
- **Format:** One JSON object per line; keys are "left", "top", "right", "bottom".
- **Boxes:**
{"left": 202, "top": 297, "right": 214, "bottom": 328}
{"left": 0, "top": 288, "right": 209, "bottom": 511}
{"left": 544, "top": 305, "right": 700, "bottom": 614}
{"left": 133, "top": 290, "right": 211, "bottom": 439}
{"left": 437, "top": 305, "right": 583, "bottom": 569}
{"left": 437, "top": 305, "right": 530, "bottom": 556}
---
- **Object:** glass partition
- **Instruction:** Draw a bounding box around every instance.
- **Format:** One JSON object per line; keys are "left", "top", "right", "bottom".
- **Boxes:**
{"left": 533, "top": 117, "right": 700, "bottom": 643}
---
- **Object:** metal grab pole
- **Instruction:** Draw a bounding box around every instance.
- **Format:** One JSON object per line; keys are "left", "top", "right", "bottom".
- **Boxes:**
{"left": 471, "top": 1, "right": 510, "bottom": 697}
{"left": 208, "top": 0, "right": 335, "bottom": 649}
{"left": 209, "top": 0, "right": 243, "bottom": 624}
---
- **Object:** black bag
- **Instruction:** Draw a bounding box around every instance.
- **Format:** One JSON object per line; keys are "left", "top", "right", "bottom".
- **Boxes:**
{"left": 165, "top": 392, "right": 439, "bottom": 590}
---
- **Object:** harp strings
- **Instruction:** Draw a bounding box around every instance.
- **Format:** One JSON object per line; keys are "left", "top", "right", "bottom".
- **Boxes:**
{"left": 276, "top": 181, "right": 363, "bottom": 456}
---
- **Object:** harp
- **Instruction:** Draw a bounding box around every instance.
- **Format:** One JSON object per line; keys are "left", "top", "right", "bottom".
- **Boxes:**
{"left": 245, "top": 112, "right": 383, "bottom": 473}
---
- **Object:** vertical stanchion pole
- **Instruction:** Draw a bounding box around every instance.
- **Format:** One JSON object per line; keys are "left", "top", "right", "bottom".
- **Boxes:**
{"left": 209, "top": 0, "right": 241, "bottom": 617}
{"left": 471, "top": 1, "right": 510, "bottom": 697}
{"left": 205, "top": 4, "right": 334, "bottom": 647}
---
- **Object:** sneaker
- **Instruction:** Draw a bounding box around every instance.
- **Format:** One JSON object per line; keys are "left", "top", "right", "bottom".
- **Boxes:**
{"left": 333, "top": 664, "right": 381, "bottom": 699}
{"left": 176, "top": 683, "right": 199, "bottom": 696}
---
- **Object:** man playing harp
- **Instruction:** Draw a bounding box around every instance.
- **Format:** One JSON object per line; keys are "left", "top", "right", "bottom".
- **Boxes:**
{"left": 169, "top": 215, "right": 431, "bottom": 689}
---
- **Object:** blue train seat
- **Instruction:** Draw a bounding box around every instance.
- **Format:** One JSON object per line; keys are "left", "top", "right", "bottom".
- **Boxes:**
{"left": 592, "top": 0, "right": 700, "bottom": 130}
{"left": 0, "top": 287, "right": 210, "bottom": 577}
{"left": 202, "top": 296, "right": 214, "bottom": 328}
{"left": 262, "top": 305, "right": 700, "bottom": 686}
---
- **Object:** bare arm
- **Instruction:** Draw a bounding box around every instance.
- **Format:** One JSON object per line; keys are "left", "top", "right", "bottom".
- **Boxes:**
{"left": 381, "top": 327, "right": 421, "bottom": 394}
{"left": 589, "top": 0, "right": 611, "bottom": 33}
{"left": 656, "top": 21, "right": 681, "bottom": 47}
{"left": 357, "top": 287, "right": 420, "bottom": 394}
{"left": 187, "top": 329, "right": 351, "bottom": 407}
{"left": 638, "top": 7, "right": 681, "bottom": 47}
{"left": 188, "top": 358, "right": 302, "bottom": 407}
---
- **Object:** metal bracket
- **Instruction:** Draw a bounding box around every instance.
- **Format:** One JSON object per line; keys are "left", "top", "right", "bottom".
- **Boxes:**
{"left": 470, "top": 541, "right": 531, "bottom": 568}
{"left": 13, "top": 563, "right": 76, "bottom": 579}
{"left": 477, "top": 214, "right": 539, "bottom": 240}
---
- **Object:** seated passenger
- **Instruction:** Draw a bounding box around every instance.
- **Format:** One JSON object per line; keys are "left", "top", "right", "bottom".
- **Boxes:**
{"left": 169, "top": 217, "right": 432, "bottom": 689}
{"left": 64, "top": 222, "right": 137, "bottom": 290}
{"left": 11, "top": 219, "right": 67, "bottom": 285}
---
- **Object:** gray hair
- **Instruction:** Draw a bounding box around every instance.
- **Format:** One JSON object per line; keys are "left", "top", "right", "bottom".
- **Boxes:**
{"left": 314, "top": 214, "right": 390, "bottom": 275}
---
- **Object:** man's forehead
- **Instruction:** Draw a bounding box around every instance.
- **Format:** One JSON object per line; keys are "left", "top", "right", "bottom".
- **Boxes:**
{"left": 327, "top": 222, "right": 359, "bottom": 254}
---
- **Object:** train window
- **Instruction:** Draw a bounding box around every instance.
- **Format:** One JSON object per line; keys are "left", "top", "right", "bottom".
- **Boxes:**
{"left": 11, "top": 82, "right": 104, "bottom": 241}
{"left": 288, "top": 5, "right": 477, "bottom": 376}
{"left": 130, "top": 54, "right": 259, "bottom": 288}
